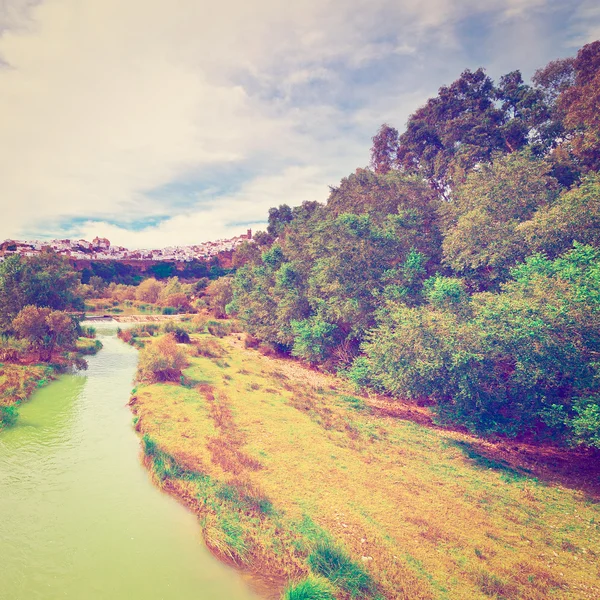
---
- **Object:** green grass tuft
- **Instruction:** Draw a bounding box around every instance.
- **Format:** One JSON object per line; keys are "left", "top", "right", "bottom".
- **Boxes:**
{"left": 283, "top": 575, "right": 336, "bottom": 600}
{"left": 0, "top": 405, "right": 19, "bottom": 428}
{"left": 307, "top": 540, "right": 374, "bottom": 597}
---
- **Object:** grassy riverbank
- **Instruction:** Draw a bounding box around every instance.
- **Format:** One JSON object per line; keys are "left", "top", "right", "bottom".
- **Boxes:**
{"left": 0, "top": 336, "right": 102, "bottom": 429}
{"left": 128, "top": 324, "right": 600, "bottom": 600}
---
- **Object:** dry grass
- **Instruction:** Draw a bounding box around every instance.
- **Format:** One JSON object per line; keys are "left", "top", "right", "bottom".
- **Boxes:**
{"left": 131, "top": 330, "right": 600, "bottom": 600}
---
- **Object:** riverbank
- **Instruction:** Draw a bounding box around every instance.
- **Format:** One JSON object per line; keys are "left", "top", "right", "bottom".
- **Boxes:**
{"left": 128, "top": 324, "right": 600, "bottom": 600}
{"left": 0, "top": 336, "right": 102, "bottom": 429}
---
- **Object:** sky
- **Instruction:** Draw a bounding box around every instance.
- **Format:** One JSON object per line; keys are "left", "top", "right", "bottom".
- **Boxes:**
{"left": 0, "top": 0, "right": 599, "bottom": 249}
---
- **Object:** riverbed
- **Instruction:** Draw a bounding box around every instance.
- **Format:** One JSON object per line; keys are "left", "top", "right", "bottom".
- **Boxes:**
{"left": 0, "top": 324, "right": 262, "bottom": 600}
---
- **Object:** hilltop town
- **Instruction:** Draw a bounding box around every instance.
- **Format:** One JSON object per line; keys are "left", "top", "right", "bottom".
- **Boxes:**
{"left": 0, "top": 230, "right": 252, "bottom": 263}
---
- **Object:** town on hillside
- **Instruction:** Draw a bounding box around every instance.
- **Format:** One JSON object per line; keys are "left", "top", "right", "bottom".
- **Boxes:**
{"left": 0, "top": 230, "right": 252, "bottom": 262}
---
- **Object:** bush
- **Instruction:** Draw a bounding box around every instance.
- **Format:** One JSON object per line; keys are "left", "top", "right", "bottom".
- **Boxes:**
{"left": 307, "top": 541, "right": 374, "bottom": 597}
{"left": 0, "top": 405, "right": 19, "bottom": 428}
{"left": 161, "top": 321, "right": 190, "bottom": 343}
{"left": 244, "top": 334, "right": 260, "bottom": 349}
{"left": 0, "top": 336, "right": 29, "bottom": 362}
{"left": 207, "top": 320, "right": 228, "bottom": 338}
{"left": 194, "top": 338, "right": 225, "bottom": 358}
{"left": 162, "top": 307, "right": 176, "bottom": 315}
{"left": 79, "top": 325, "right": 96, "bottom": 339}
{"left": 137, "top": 334, "right": 189, "bottom": 383}
{"left": 160, "top": 293, "right": 191, "bottom": 312}
{"left": 283, "top": 576, "right": 336, "bottom": 600}
{"left": 129, "top": 323, "right": 160, "bottom": 337}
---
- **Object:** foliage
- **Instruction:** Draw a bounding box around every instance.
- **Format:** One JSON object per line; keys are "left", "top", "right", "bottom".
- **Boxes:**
{"left": 137, "top": 334, "right": 189, "bottom": 383}
{"left": 394, "top": 68, "right": 549, "bottom": 194}
{"left": 0, "top": 405, "right": 19, "bottom": 428}
{"left": 205, "top": 277, "right": 233, "bottom": 318}
{"left": 558, "top": 41, "right": 600, "bottom": 172}
{"left": 135, "top": 278, "right": 164, "bottom": 303}
{"left": 0, "top": 335, "right": 29, "bottom": 362}
{"left": 370, "top": 123, "right": 399, "bottom": 174}
{"left": 0, "top": 252, "right": 82, "bottom": 332}
{"left": 160, "top": 321, "right": 190, "bottom": 343}
{"left": 267, "top": 204, "right": 294, "bottom": 237}
{"left": 442, "top": 151, "right": 559, "bottom": 286}
{"left": 231, "top": 176, "right": 442, "bottom": 364}
{"left": 12, "top": 305, "right": 78, "bottom": 362}
{"left": 357, "top": 244, "right": 600, "bottom": 443}
{"left": 522, "top": 173, "right": 600, "bottom": 256}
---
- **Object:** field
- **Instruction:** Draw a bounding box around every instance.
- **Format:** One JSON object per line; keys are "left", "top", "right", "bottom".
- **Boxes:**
{"left": 130, "top": 326, "right": 600, "bottom": 599}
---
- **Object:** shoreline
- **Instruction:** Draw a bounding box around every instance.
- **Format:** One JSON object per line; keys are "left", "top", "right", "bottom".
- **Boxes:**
{"left": 125, "top": 322, "right": 600, "bottom": 600}
{"left": 0, "top": 336, "right": 103, "bottom": 429}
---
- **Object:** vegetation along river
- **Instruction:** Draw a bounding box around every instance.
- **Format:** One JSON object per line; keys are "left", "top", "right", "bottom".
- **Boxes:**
{"left": 0, "top": 324, "right": 262, "bottom": 600}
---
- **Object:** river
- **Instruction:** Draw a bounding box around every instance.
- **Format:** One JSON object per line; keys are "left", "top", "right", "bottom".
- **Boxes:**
{"left": 0, "top": 324, "right": 263, "bottom": 600}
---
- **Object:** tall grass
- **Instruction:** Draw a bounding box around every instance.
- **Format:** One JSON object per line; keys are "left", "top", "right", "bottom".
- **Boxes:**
{"left": 283, "top": 576, "right": 336, "bottom": 600}
{"left": 307, "top": 541, "right": 374, "bottom": 598}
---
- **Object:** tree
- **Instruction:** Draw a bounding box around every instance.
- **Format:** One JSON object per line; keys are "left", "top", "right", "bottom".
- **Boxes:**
{"left": 135, "top": 278, "right": 164, "bottom": 303}
{"left": 396, "top": 68, "right": 505, "bottom": 193}
{"left": 441, "top": 151, "right": 559, "bottom": 287}
{"left": 267, "top": 204, "right": 294, "bottom": 237}
{"left": 326, "top": 169, "right": 438, "bottom": 228}
{"left": 558, "top": 41, "right": 600, "bottom": 172}
{"left": 205, "top": 277, "right": 233, "bottom": 318}
{"left": 0, "top": 252, "right": 82, "bottom": 333}
{"left": 232, "top": 241, "right": 262, "bottom": 268}
{"left": 393, "top": 68, "right": 551, "bottom": 195}
{"left": 521, "top": 174, "right": 600, "bottom": 256}
{"left": 355, "top": 244, "right": 600, "bottom": 444}
{"left": 370, "top": 123, "right": 399, "bottom": 174}
{"left": 12, "top": 306, "right": 78, "bottom": 361}
{"left": 532, "top": 57, "right": 575, "bottom": 106}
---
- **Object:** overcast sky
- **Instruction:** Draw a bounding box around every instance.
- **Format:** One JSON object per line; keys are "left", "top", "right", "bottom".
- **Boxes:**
{"left": 0, "top": 0, "right": 598, "bottom": 248}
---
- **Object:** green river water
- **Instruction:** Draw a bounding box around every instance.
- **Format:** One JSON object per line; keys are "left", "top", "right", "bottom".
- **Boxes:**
{"left": 0, "top": 324, "right": 263, "bottom": 600}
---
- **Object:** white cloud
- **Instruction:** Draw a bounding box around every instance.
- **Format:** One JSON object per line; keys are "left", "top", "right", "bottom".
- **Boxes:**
{"left": 0, "top": 0, "right": 592, "bottom": 248}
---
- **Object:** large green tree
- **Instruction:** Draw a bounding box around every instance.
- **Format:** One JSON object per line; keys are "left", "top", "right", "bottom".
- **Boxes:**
{"left": 0, "top": 252, "right": 82, "bottom": 332}
{"left": 441, "top": 151, "right": 559, "bottom": 287}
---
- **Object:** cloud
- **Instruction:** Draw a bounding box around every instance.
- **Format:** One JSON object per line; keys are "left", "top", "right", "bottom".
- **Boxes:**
{"left": 0, "top": 0, "right": 596, "bottom": 247}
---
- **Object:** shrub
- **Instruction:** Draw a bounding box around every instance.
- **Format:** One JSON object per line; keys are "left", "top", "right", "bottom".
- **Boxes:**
{"left": 133, "top": 323, "right": 160, "bottom": 337}
{"left": 162, "top": 307, "right": 176, "bottom": 315}
{"left": 0, "top": 405, "right": 19, "bottom": 428}
{"left": 194, "top": 338, "right": 225, "bottom": 358}
{"left": 283, "top": 576, "right": 336, "bottom": 600}
{"left": 137, "top": 334, "right": 189, "bottom": 382}
{"left": 307, "top": 541, "right": 374, "bottom": 597}
{"left": 13, "top": 306, "right": 78, "bottom": 362}
{"left": 191, "top": 313, "right": 209, "bottom": 332}
{"left": 79, "top": 325, "right": 97, "bottom": 339}
{"left": 207, "top": 320, "right": 228, "bottom": 338}
{"left": 0, "top": 336, "right": 29, "bottom": 362}
{"left": 161, "top": 321, "right": 190, "bottom": 343}
{"left": 160, "top": 292, "right": 191, "bottom": 312}
{"left": 244, "top": 334, "right": 259, "bottom": 349}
